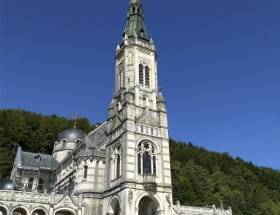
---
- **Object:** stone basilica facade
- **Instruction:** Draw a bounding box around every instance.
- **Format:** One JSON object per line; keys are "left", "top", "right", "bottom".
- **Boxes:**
{"left": 0, "top": 0, "right": 232, "bottom": 215}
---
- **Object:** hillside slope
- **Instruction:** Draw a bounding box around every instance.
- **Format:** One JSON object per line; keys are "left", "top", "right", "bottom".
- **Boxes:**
{"left": 170, "top": 140, "right": 280, "bottom": 215}
{"left": 0, "top": 109, "right": 279, "bottom": 214}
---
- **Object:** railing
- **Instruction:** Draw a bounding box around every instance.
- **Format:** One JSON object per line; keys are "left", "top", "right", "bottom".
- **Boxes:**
{"left": 75, "top": 149, "right": 106, "bottom": 158}
{"left": 0, "top": 190, "right": 78, "bottom": 205}
{"left": 14, "top": 181, "right": 53, "bottom": 194}
{"left": 143, "top": 174, "right": 156, "bottom": 184}
{"left": 143, "top": 174, "right": 157, "bottom": 192}
{"left": 173, "top": 205, "right": 232, "bottom": 215}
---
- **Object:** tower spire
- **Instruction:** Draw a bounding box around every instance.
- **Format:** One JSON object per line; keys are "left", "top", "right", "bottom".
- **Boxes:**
{"left": 123, "top": 0, "right": 150, "bottom": 40}
{"left": 130, "top": 0, "right": 141, "bottom": 3}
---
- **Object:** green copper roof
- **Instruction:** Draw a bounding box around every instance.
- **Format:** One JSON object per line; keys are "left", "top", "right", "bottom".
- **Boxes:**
{"left": 123, "top": 0, "right": 150, "bottom": 40}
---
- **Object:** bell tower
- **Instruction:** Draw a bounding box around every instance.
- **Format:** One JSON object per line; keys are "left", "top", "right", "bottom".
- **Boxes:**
{"left": 105, "top": 0, "right": 173, "bottom": 214}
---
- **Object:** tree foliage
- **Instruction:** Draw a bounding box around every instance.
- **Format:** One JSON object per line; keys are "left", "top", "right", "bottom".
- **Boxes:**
{"left": 170, "top": 139, "right": 280, "bottom": 215}
{"left": 0, "top": 109, "right": 96, "bottom": 182}
{"left": 0, "top": 109, "right": 280, "bottom": 214}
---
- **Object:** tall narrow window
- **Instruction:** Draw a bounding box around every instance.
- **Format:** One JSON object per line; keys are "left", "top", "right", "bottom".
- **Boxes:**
{"left": 139, "top": 64, "right": 144, "bottom": 85}
{"left": 112, "top": 145, "right": 122, "bottom": 180}
{"left": 153, "top": 156, "right": 157, "bottom": 176}
{"left": 145, "top": 66, "right": 150, "bottom": 87}
{"left": 83, "top": 165, "right": 88, "bottom": 179}
{"left": 119, "top": 71, "right": 122, "bottom": 88}
{"left": 38, "top": 178, "right": 44, "bottom": 192}
{"left": 137, "top": 141, "right": 157, "bottom": 176}
{"left": 27, "top": 177, "right": 34, "bottom": 191}
{"left": 68, "top": 175, "right": 74, "bottom": 194}
{"left": 138, "top": 153, "right": 142, "bottom": 174}
{"left": 143, "top": 152, "right": 151, "bottom": 174}
{"left": 116, "top": 154, "right": 121, "bottom": 178}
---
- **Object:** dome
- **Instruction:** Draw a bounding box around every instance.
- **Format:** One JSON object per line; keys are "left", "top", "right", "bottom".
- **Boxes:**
{"left": 57, "top": 128, "right": 86, "bottom": 142}
{"left": 0, "top": 180, "right": 14, "bottom": 190}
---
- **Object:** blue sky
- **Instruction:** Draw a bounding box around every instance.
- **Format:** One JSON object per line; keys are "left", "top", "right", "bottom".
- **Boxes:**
{"left": 1, "top": 0, "right": 280, "bottom": 170}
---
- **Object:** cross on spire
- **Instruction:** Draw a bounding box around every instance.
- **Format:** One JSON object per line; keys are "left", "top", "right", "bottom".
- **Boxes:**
{"left": 73, "top": 112, "right": 79, "bottom": 128}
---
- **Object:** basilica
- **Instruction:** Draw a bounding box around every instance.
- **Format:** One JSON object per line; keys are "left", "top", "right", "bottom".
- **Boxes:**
{"left": 0, "top": 0, "right": 232, "bottom": 215}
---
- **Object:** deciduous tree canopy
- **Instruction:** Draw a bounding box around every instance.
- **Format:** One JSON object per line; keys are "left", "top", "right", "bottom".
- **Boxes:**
{"left": 0, "top": 109, "right": 279, "bottom": 214}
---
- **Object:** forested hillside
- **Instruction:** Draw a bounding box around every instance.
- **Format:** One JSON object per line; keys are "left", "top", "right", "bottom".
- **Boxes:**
{"left": 0, "top": 109, "right": 96, "bottom": 182}
{"left": 1, "top": 109, "right": 280, "bottom": 215}
{"left": 170, "top": 140, "right": 280, "bottom": 215}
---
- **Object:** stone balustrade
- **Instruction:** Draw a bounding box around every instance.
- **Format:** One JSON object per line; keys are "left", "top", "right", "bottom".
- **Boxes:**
{"left": 75, "top": 149, "right": 105, "bottom": 158}
{"left": 174, "top": 204, "right": 232, "bottom": 215}
{"left": 0, "top": 190, "right": 78, "bottom": 205}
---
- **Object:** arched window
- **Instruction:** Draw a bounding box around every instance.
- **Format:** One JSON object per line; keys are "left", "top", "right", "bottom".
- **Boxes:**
{"left": 145, "top": 66, "right": 150, "bottom": 87}
{"left": 137, "top": 141, "right": 157, "bottom": 175}
{"left": 140, "top": 29, "right": 145, "bottom": 37}
{"left": 55, "top": 210, "right": 74, "bottom": 215}
{"left": 38, "top": 178, "right": 44, "bottom": 192}
{"left": 139, "top": 64, "right": 144, "bottom": 85}
{"left": 32, "top": 209, "right": 46, "bottom": 215}
{"left": 111, "top": 145, "right": 122, "bottom": 180}
{"left": 118, "top": 70, "right": 122, "bottom": 89}
{"left": 143, "top": 151, "right": 151, "bottom": 174}
{"left": 116, "top": 153, "right": 121, "bottom": 178}
{"left": 83, "top": 165, "right": 88, "bottom": 179}
{"left": 27, "top": 177, "right": 33, "bottom": 191}
{"left": 13, "top": 208, "right": 27, "bottom": 215}
{"left": 0, "top": 206, "right": 8, "bottom": 215}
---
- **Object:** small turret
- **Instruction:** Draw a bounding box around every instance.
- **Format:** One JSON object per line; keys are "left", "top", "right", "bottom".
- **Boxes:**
{"left": 15, "top": 146, "right": 23, "bottom": 168}
{"left": 157, "top": 92, "right": 167, "bottom": 111}
{"left": 53, "top": 128, "right": 86, "bottom": 162}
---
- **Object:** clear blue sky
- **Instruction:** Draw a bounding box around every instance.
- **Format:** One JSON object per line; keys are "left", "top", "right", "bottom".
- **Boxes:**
{"left": 1, "top": 0, "right": 280, "bottom": 170}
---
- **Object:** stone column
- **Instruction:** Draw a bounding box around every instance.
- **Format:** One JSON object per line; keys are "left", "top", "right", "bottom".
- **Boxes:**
{"left": 49, "top": 206, "right": 54, "bottom": 215}
{"left": 176, "top": 200, "right": 181, "bottom": 214}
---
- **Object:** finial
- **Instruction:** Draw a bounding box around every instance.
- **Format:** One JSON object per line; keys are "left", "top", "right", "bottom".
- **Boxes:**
{"left": 133, "top": 31, "right": 138, "bottom": 38}
{"left": 116, "top": 44, "right": 120, "bottom": 51}
{"left": 16, "top": 146, "right": 23, "bottom": 166}
{"left": 124, "top": 34, "right": 128, "bottom": 45}
{"left": 73, "top": 112, "right": 79, "bottom": 128}
{"left": 130, "top": 0, "right": 141, "bottom": 4}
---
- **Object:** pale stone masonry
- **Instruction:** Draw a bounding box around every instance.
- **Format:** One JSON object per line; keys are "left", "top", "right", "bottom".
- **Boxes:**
{"left": 0, "top": 0, "right": 232, "bottom": 215}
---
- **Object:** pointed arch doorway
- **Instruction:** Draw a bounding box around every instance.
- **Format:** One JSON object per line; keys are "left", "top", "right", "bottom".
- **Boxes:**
{"left": 138, "top": 196, "right": 159, "bottom": 215}
{"left": 107, "top": 198, "right": 121, "bottom": 215}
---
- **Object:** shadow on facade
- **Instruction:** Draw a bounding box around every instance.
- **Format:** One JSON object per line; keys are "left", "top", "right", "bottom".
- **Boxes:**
{"left": 31, "top": 209, "right": 46, "bottom": 215}
{"left": 55, "top": 210, "right": 74, "bottom": 215}
{"left": 138, "top": 196, "right": 158, "bottom": 215}
{"left": 0, "top": 206, "right": 7, "bottom": 215}
{"left": 12, "top": 208, "right": 27, "bottom": 215}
